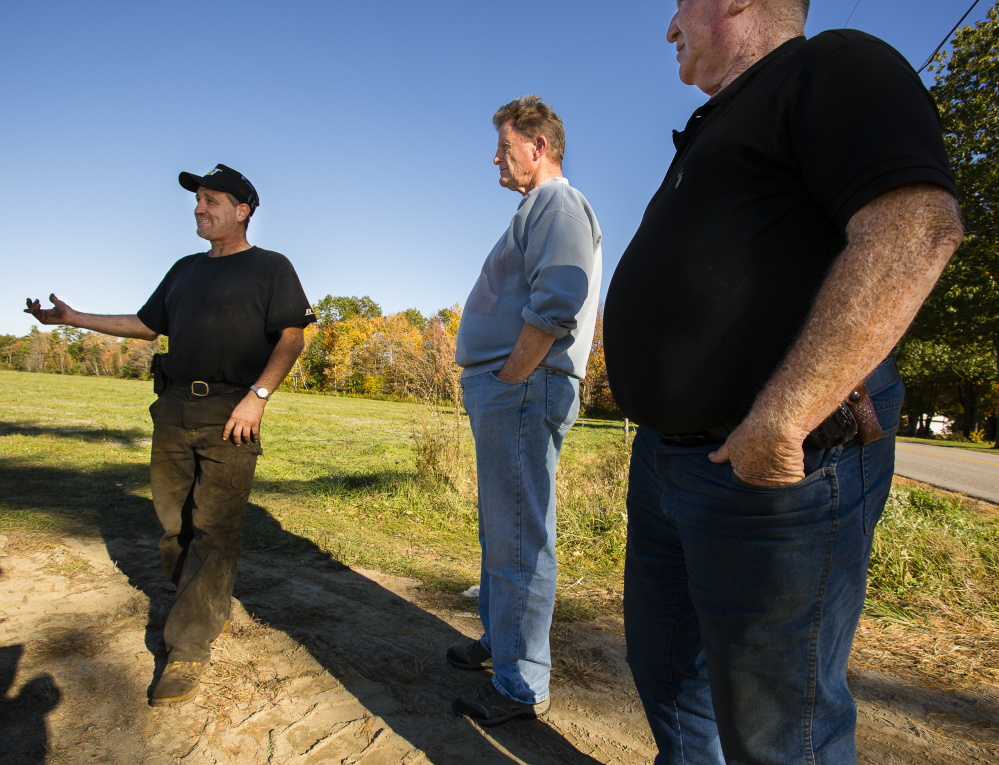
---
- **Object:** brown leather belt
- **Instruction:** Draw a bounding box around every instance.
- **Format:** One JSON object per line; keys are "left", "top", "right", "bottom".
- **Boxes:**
{"left": 659, "top": 355, "right": 900, "bottom": 448}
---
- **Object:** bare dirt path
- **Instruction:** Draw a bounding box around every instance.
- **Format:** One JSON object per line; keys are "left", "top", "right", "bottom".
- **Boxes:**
{"left": 2, "top": 529, "right": 997, "bottom": 765}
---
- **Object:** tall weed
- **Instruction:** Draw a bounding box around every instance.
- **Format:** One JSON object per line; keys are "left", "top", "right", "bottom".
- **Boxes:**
{"left": 867, "top": 484, "right": 999, "bottom": 622}
{"left": 411, "top": 400, "right": 474, "bottom": 494}
{"left": 555, "top": 437, "right": 632, "bottom": 565}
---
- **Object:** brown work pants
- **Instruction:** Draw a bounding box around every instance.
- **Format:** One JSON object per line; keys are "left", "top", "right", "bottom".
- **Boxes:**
{"left": 148, "top": 388, "right": 260, "bottom": 664}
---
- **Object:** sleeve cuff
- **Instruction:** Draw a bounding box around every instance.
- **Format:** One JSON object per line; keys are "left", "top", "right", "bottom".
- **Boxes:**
{"left": 522, "top": 308, "right": 572, "bottom": 339}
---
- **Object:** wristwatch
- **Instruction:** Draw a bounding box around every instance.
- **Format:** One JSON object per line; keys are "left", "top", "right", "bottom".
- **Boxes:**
{"left": 251, "top": 385, "right": 271, "bottom": 401}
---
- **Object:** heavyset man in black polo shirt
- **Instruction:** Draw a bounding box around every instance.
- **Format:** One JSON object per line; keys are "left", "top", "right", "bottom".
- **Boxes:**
{"left": 25, "top": 164, "right": 315, "bottom": 707}
{"left": 604, "top": 0, "right": 963, "bottom": 762}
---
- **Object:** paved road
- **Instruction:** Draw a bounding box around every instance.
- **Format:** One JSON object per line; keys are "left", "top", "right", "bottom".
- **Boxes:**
{"left": 894, "top": 440, "right": 999, "bottom": 505}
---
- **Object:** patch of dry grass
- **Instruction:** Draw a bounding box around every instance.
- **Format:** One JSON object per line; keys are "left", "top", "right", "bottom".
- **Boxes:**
{"left": 33, "top": 625, "right": 110, "bottom": 661}
{"left": 411, "top": 402, "right": 475, "bottom": 494}
{"left": 860, "top": 480, "right": 999, "bottom": 691}
{"left": 42, "top": 549, "right": 94, "bottom": 579}
{"left": 362, "top": 657, "right": 429, "bottom": 685}
{"left": 852, "top": 610, "right": 999, "bottom": 691}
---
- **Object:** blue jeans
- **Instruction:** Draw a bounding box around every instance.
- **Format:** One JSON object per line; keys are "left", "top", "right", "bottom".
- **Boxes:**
{"left": 624, "top": 378, "right": 903, "bottom": 765}
{"left": 461, "top": 368, "right": 580, "bottom": 704}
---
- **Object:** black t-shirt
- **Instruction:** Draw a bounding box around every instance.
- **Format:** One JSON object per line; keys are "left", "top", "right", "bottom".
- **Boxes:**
{"left": 603, "top": 31, "right": 955, "bottom": 434}
{"left": 138, "top": 246, "right": 316, "bottom": 386}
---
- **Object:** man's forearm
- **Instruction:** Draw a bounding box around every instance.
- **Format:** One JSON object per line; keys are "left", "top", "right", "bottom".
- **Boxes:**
{"left": 712, "top": 184, "right": 963, "bottom": 486}
{"left": 253, "top": 326, "right": 307, "bottom": 391}
{"left": 497, "top": 323, "right": 557, "bottom": 381}
{"left": 752, "top": 183, "right": 963, "bottom": 441}
{"left": 222, "top": 326, "right": 307, "bottom": 444}
{"left": 68, "top": 313, "right": 159, "bottom": 341}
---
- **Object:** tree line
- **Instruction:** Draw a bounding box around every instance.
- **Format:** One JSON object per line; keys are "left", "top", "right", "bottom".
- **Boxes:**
{"left": 0, "top": 326, "right": 165, "bottom": 379}
{"left": 1, "top": 297, "right": 619, "bottom": 418}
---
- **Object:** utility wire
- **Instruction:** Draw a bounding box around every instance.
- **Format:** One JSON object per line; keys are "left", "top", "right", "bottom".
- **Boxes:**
{"left": 844, "top": 0, "right": 863, "bottom": 27}
{"left": 917, "top": 0, "right": 982, "bottom": 73}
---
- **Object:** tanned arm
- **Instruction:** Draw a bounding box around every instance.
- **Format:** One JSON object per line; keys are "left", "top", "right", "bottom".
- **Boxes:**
{"left": 24, "top": 293, "right": 159, "bottom": 340}
{"left": 223, "top": 325, "right": 307, "bottom": 445}
{"left": 496, "top": 323, "right": 557, "bottom": 381}
{"left": 710, "top": 183, "right": 963, "bottom": 486}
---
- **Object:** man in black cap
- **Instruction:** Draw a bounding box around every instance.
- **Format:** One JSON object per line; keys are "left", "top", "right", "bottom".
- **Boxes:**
{"left": 26, "top": 163, "right": 316, "bottom": 706}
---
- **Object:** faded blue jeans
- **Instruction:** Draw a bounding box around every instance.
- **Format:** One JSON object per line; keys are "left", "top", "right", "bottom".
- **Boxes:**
{"left": 624, "top": 377, "right": 903, "bottom": 765}
{"left": 461, "top": 368, "right": 580, "bottom": 704}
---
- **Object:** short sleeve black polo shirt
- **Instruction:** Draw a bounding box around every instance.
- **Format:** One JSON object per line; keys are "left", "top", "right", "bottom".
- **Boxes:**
{"left": 603, "top": 31, "right": 955, "bottom": 434}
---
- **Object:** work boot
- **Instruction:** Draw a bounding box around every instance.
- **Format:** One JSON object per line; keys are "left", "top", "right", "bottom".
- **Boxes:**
{"left": 150, "top": 661, "right": 207, "bottom": 707}
{"left": 452, "top": 680, "right": 550, "bottom": 726}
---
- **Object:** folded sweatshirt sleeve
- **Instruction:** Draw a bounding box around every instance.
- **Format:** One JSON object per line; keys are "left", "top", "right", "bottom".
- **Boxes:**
{"left": 521, "top": 208, "right": 598, "bottom": 338}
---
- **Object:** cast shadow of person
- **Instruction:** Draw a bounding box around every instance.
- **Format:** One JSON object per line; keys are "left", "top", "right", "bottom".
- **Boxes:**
{"left": 0, "top": 443, "right": 605, "bottom": 763}
{"left": 79, "top": 472, "right": 606, "bottom": 763}
{"left": 0, "top": 645, "right": 61, "bottom": 765}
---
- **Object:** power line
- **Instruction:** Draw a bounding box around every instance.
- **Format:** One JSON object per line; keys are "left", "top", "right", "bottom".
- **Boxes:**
{"left": 917, "top": 0, "right": 982, "bottom": 73}
{"left": 844, "top": 0, "right": 863, "bottom": 27}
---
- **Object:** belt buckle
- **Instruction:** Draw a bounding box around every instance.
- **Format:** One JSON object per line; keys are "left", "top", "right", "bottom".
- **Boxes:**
{"left": 190, "top": 381, "right": 210, "bottom": 397}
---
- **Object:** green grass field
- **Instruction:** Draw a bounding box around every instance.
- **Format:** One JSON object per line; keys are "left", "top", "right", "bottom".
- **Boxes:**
{"left": 896, "top": 435, "right": 999, "bottom": 451}
{"left": 2, "top": 369, "right": 997, "bottom": 637}
{"left": 0, "top": 369, "right": 631, "bottom": 619}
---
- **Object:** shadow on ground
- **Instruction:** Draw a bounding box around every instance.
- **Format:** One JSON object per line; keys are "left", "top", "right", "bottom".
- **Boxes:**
{"left": 0, "top": 645, "right": 61, "bottom": 765}
{"left": 0, "top": 454, "right": 604, "bottom": 764}
{"left": 0, "top": 420, "right": 150, "bottom": 445}
{"left": 850, "top": 669, "right": 999, "bottom": 751}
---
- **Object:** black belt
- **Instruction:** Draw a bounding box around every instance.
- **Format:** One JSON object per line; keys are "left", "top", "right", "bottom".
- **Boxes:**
{"left": 661, "top": 422, "right": 740, "bottom": 447}
{"left": 659, "top": 354, "right": 901, "bottom": 448}
{"left": 166, "top": 380, "right": 249, "bottom": 397}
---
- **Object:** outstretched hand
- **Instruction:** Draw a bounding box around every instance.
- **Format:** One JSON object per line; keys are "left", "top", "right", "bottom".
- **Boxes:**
{"left": 708, "top": 415, "right": 809, "bottom": 487}
{"left": 223, "top": 392, "right": 266, "bottom": 445}
{"left": 25, "top": 294, "right": 74, "bottom": 326}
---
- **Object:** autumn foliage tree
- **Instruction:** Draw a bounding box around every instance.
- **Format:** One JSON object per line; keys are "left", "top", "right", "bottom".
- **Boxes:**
{"left": 6, "top": 294, "right": 625, "bottom": 418}
{"left": 579, "top": 306, "right": 619, "bottom": 418}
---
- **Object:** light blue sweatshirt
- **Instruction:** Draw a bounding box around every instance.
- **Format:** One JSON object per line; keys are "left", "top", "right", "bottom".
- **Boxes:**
{"left": 455, "top": 178, "right": 602, "bottom": 379}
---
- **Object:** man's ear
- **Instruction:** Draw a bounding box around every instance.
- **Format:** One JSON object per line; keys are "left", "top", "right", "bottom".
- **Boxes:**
{"left": 728, "top": 0, "right": 755, "bottom": 15}
{"left": 236, "top": 203, "right": 251, "bottom": 223}
{"left": 533, "top": 134, "right": 548, "bottom": 160}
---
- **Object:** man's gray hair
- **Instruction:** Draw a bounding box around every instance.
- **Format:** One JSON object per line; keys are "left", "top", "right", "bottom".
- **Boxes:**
{"left": 493, "top": 95, "right": 566, "bottom": 166}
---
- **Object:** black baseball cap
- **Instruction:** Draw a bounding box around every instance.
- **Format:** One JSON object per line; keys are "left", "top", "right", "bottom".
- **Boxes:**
{"left": 178, "top": 163, "right": 260, "bottom": 213}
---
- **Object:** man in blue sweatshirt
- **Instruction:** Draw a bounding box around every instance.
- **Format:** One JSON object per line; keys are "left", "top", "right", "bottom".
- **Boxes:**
{"left": 449, "top": 95, "right": 602, "bottom": 726}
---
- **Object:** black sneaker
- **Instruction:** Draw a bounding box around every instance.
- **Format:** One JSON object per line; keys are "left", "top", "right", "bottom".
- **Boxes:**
{"left": 452, "top": 681, "right": 550, "bottom": 726}
{"left": 447, "top": 640, "right": 493, "bottom": 669}
{"left": 446, "top": 639, "right": 492, "bottom": 670}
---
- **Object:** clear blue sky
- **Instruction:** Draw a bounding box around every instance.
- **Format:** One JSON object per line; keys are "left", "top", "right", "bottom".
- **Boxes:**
{"left": 3, "top": 0, "right": 988, "bottom": 336}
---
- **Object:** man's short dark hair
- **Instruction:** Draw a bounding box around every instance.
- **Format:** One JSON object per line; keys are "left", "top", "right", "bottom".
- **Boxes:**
{"left": 224, "top": 192, "right": 251, "bottom": 230}
{"left": 493, "top": 95, "right": 566, "bottom": 166}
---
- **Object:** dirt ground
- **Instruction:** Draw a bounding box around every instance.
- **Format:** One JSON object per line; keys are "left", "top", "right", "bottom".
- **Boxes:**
{"left": 2, "top": 528, "right": 997, "bottom": 765}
